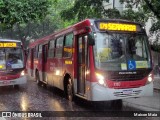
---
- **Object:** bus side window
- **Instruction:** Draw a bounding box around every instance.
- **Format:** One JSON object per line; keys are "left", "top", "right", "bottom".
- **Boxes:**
{"left": 38, "top": 45, "right": 42, "bottom": 58}
{"left": 34, "top": 45, "right": 39, "bottom": 59}
{"left": 63, "top": 33, "right": 73, "bottom": 58}
{"left": 43, "top": 44, "right": 48, "bottom": 62}
{"left": 48, "top": 39, "right": 55, "bottom": 58}
{"left": 55, "top": 36, "right": 64, "bottom": 58}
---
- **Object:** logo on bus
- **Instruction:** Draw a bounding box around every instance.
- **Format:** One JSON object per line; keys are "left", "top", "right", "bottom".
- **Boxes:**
{"left": 114, "top": 82, "right": 121, "bottom": 87}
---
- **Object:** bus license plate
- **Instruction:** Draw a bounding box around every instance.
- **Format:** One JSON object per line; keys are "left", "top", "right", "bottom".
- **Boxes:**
{"left": 123, "top": 89, "right": 133, "bottom": 94}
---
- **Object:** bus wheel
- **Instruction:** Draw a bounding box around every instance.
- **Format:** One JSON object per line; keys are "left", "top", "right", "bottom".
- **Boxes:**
{"left": 44, "top": 76, "right": 49, "bottom": 89}
{"left": 13, "top": 85, "right": 19, "bottom": 89}
{"left": 66, "top": 78, "right": 74, "bottom": 101}
{"left": 36, "top": 71, "right": 41, "bottom": 86}
{"left": 111, "top": 99, "right": 122, "bottom": 110}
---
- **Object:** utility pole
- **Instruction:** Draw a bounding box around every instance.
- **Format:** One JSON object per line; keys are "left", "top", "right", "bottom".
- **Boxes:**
{"left": 113, "top": 0, "right": 115, "bottom": 8}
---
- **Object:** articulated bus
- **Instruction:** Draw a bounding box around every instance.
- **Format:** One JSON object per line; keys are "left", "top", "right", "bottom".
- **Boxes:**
{"left": 27, "top": 19, "right": 153, "bottom": 105}
{"left": 0, "top": 39, "right": 27, "bottom": 87}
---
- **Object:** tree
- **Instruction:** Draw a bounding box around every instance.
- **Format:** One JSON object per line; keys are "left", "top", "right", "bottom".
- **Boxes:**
{"left": 50, "top": 0, "right": 76, "bottom": 29}
{"left": 0, "top": 0, "right": 51, "bottom": 29}
{"left": 0, "top": 0, "right": 52, "bottom": 46}
{"left": 61, "top": 0, "right": 160, "bottom": 51}
{"left": 60, "top": 0, "right": 110, "bottom": 22}
{"left": 120, "top": 0, "right": 160, "bottom": 51}
{"left": 143, "top": 0, "right": 160, "bottom": 19}
{"left": 60, "top": 0, "right": 146, "bottom": 24}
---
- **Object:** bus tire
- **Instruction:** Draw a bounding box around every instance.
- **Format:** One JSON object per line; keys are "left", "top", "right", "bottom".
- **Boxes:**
{"left": 36, "top": 71, "right": 41, "bottom": 86}
{"left": 13, "top": 85, "right": 19, "bottom": 89}
{"left": 66, "top": 78, "right": 74, "bottom": 101}
{"left": 44, "top": 76, "right": 49, "bottom": 89}
{"left": 111, "top": 99, "right": 122, "bottom": 110}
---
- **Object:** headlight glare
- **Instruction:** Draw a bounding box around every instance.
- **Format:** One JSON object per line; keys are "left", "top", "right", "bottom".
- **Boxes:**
{"left": 147, "top": 73, "right": 153, "bottom": 84}
{"left": 96, "top": 73, "right": 105, "bottom": 85}
{"left": 148, "top": 76, "right": 152, "bottom": 82}
{"left": 21, "top": 70, "right": 25, "bottom": 76}
{"left": 98, "top": 79, "right": 105, "bottom": 85}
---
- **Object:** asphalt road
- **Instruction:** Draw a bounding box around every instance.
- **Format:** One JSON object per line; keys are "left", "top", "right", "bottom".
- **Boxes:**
{"left": 0, "top": 77, "right": 159, "bottom": 120}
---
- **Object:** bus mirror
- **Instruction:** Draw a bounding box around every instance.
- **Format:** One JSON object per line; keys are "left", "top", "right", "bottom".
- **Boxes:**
{"left": 88, "top": 33, "right": 95, "bottom": 46}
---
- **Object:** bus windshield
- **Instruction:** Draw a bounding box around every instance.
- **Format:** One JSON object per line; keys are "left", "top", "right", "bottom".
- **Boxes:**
{"left": 0, "top": 48, "right": 24, "bottom": 70}
{"left": 94, "top": 32, "right": 151, "bottom": 71}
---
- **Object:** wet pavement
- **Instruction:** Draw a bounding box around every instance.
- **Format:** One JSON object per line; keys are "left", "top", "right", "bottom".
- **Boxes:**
{"left": 154, "top": 76, "right": 160, "bottom": 90}
{"left": 0, "top": 76, "right": 159, "bottom": 119}
{"left": 123, "top": 76, "right": 160, "bottom": 111}
{"left": 0, "top": 76, "right": 138, "bottom": 112}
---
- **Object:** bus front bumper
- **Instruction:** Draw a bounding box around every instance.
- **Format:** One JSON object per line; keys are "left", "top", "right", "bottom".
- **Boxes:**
{"left": 86, "top": 82, "right": 153, "bottom": 101}
{"left": 0, "top": 76, "right": 27, "bottom": 86}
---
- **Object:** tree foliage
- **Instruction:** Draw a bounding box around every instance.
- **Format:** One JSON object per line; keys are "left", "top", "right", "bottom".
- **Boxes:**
{"left": 0, "top": 0, "right": 51, "bottom": 29}
{"left": 1, "top": 0, "right": 159, "bottom": 51}
{"left": 143, "top": 0, "right": 160, "bottom": 19}
{"left": 120, "top": 0, "right": 160, "bottom": 51}
{"left": 60, "top": 0, "right": 147, "bottom": 24}
{"left": 60, "top": 0, "right": 160, "bottom": 51}
{"left": 0, "top": 0, "right": 75, "bottom": 48}
{"left": 121, "top": 9, "right": 148, "bottom": 23}
{"left": 50, "top": 0, "right": 76, "bottom": 29}
{"left": 60, "top": 0, "right": 109, "bottom": 21}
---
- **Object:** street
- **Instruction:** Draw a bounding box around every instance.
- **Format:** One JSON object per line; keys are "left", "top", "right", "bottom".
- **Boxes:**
{"left": 0, "top": 76, "right": 159, "bottom": 119}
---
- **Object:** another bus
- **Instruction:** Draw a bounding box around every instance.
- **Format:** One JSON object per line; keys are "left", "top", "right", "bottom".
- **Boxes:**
{"left": 0, "top": 39, "right": 27, "bottom": 87}
{"left": 27, "top": 19, "right": 153, "bottom": 105}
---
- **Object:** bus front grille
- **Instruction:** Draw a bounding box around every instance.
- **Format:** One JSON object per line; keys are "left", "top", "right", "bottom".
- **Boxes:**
{"left": 108, "top": 69, "right": 152, "bottom": 81}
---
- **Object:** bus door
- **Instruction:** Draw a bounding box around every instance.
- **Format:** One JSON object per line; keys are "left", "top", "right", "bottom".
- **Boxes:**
{"left": 28, "top": 48, "right": 34, "bottom": 76}
{"left": 42, "top": 44, "right": 48, "bottom": 82}
{"left": 31, "top": 48, "right": 34, "bottom": 76}
{"left": 77, "top": 35, "right": 88, "bottom": 96}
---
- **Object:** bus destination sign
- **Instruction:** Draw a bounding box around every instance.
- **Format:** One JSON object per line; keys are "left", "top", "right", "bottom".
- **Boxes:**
{"left": 0, "top": 42, "right": 17, "bottom": 47}
{"left": 99, "top": 22, "right": 137, "bottom": 32}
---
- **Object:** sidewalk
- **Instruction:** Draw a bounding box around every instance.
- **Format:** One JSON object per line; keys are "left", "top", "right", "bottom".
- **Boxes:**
{"left": 123, "top": 76, "right": 160, "bottom": 111}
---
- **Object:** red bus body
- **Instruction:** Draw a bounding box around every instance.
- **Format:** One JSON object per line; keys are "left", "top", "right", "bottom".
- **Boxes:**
{"left": 0, "top": 39, "right": 27, "bottom": 87}
{"left": 27, "top": 19, "right": 153, "bottom": 101}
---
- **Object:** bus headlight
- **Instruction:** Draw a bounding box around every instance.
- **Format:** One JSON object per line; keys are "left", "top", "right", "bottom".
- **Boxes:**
{"left": 147, "top": 74, "right": 153, "bottom": 83}
{"left": 96, "top": 73, "right": 105, "bottom": 85}
{"left": 21, "top": 70, "right": 25, "bottom": 76}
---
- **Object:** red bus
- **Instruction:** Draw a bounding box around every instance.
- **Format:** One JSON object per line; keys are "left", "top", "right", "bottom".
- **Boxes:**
{"left": 27, "top": 19, "right": 153, "bottom": 104}
{"left": 0, "top": 39, "right": 27, "bottom": 87}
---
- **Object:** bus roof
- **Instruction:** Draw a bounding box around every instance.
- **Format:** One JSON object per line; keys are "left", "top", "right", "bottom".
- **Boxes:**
{"left": 28, "top": 18, "right": 142, "bottom": 48}
{"left": 0, "top": 39, "right": 21, "bottom": 43}
{"left": 29, "top": 19, "right": 91, "bottom": 48}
